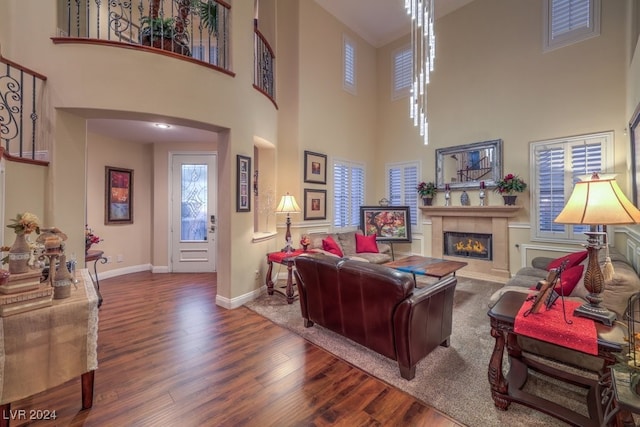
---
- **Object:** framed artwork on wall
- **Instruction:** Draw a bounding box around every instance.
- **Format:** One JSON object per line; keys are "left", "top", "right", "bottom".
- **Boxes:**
{"left": 237, "top": 155, "right": 251, "bottom": 212}
{"left": 359, "top": 206, "right": 412, "bottom": 243}
{"left": 630, "top": 103, "right": 640, "bottom": 205}
{"left": 303, "top": 188, "right": 326, "bottom": 220}
{"left": 105, "top": 166, "right": 134, "bottom": 225}
{"left": 304, "top": 151, "right": 327, "bottom": 184}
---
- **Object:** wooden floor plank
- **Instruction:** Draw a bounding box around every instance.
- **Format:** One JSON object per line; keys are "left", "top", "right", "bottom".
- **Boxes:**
{"left": 7, "top": 271, "right": 463, "bottom": 427}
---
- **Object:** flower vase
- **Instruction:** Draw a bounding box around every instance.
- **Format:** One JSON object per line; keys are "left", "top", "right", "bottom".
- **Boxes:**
{"left": 422, "top": 197, "right": 433, "bottom": 206}
{"left": 53, "top": 254, "right": 73, "bottom": 299}
{"left": 302, "top": 244, "right": 309, "bottom": 252}
{"left": 503, "top": 195, "right": 518, "bottom": 206}
{"left": 8, "top": 233, "right": 30, "bottom": 274}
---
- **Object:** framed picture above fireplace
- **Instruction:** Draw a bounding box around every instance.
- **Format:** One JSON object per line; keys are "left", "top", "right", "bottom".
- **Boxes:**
{"left": 360, "top": 206, "right": 412, "bottom": 243}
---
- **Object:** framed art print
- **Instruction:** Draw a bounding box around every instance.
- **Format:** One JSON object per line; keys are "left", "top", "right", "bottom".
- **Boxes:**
{"left": 304, "top": 151, "right": 327, "bottom": 184}
{"left": 105, "top": 166, "right": 133, "bottom": 224}
{"left": 359, "top": 206, "right": 412, "bottom": 243}
{"left": 303, "top": 188, "right": 326, "bottom": 220}
{"left": 237, "top": 155, "right": 251, "bottom": 212}
{"left": 630, "top": 103, "right": 640, "bottom": 205}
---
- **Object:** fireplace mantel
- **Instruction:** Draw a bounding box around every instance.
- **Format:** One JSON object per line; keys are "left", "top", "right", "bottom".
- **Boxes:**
{"left": 419, "top": 205, "right": 522, "bottom": 217}
{"left": 420, "top": 205, "right": 522, "bottom": 282}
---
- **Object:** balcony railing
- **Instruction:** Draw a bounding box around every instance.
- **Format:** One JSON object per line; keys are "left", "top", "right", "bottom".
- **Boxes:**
{"left": 253, "top": 20, "right": 276, "bottom": 107}
{"left": 0, "top": 56, "right": 49, "bottom": 163}
{"left": 59, "top": 0, "right": 231, "bottom": 71}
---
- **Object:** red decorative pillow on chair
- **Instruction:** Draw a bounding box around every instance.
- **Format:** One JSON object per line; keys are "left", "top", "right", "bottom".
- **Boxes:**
{"left": 554, "top": 264, "right": 584, "bottom": 296}
{"left": 546, "top": 250, "right": 588, "bottom": 271}
{"left": 355, "top": 233, "right": 379, "bottom": 253}
{"left": 322, "top": 236, "right": 343, "bottom": 257}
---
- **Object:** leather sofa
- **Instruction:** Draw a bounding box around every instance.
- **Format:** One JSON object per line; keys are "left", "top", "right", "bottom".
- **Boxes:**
{"left": 293, "top": 253, "right": 457, "bottom": 380}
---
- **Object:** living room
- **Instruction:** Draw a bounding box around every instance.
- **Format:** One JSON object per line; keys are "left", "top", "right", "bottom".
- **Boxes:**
{"left": 1, "top": 0, "right": 640, "bottom": 424}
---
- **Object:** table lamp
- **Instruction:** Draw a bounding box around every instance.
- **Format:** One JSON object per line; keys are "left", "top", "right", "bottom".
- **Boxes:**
{"left": 554, "top": 172, "right": 640, "bottom": 325}
{"left": 275, "top": 192, "right": 301, "bottom": 252}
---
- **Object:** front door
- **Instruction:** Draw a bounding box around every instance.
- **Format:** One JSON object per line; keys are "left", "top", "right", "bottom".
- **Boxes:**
{"left": 170, "top": 153, "right": 217, "bottom": 272}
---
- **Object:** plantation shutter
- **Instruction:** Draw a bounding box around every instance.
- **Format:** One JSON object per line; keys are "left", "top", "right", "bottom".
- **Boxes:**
{"left": 533, "top": 132, "right": 609, "bottom": 242}
{"left": 333, "top": 160, "right": 365, "bottom": 228}
{"left": 392, "top": 47, "right": 412, "bottom": 100}
{"left": 343, "top": 35, "right": 356, "bottom": 94}
{"left": 551, "top": 0, "right": 590, "bottom": 39}
{"left": 387, "top": 162, "right": 419, "bottom": 226}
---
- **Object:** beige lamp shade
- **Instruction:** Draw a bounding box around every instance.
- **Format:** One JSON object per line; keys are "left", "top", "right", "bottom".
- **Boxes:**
{"left": 275, "top": 193, "right": 301, "bottom": 214}
{"left": 554, "top": 173, "right": 640, "bottom": 225}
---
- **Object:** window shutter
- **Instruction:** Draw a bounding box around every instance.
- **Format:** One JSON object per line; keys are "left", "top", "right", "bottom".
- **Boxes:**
{"left": 551, "top": 0, "right": 590, "bottom": 39}
{"left": 333, "top": 163, "right": 350, "bottom": 228}
{"left": 387, "top": 162, "right": 419, "bottom": 226}
{"left": 333, "top": 160, "right": 365, "bottom": 228}
{"left": 343, "top": 35, "right": 356, "bottom": 94}
{"left": 392, "top": 47, "right": 412, "bottom": 100}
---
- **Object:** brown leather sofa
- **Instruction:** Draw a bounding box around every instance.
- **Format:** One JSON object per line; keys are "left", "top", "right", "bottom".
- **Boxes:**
{"left": 293, "top": 253, "right": 457, "bottom": 380}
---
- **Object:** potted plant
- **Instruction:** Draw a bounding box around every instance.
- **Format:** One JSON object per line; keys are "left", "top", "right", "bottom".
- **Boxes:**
{"left": 140, "top": 16, "right": 191, "bottom": 56}
{"left": 417, "top": 181, "right": 437, "bottom": 206}
{"left": 494, "top": 173, "right": 527, "bottom": 205}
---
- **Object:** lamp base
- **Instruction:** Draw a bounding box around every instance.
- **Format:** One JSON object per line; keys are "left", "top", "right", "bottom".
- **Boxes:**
{"left": 573, "top": 303, "right": 616, "bottom": 326}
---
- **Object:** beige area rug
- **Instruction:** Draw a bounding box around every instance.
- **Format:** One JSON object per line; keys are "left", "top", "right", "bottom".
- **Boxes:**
{"left": 245, "top": 276, "right": 593, "bottom": 427}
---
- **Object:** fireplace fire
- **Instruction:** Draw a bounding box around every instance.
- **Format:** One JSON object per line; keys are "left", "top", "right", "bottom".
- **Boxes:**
{"left": 444, "top": 231, "right": 492, "bottom": 261}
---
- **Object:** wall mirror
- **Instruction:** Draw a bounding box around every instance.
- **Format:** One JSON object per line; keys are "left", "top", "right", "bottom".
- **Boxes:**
{"left": 436, "top": 139, "right": 503, "bottom": 190}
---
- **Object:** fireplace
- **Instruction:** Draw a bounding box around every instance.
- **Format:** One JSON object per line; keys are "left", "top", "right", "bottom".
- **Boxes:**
{"left": 444, "top": 231, "right": 492, "bottom": 261}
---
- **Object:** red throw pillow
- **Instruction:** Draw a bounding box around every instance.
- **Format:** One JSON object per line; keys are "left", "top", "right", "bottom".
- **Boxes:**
{"left": 554, "top": 264, "right": 584, "bottom": 296}
{"left": 322, "top": 236, "right": 343, "bottom": 257}
{"left": 546, "top": 250, "right": 588, "bottom": 271}
{"left": 355, "top": 233, "right": 379, "bottom": 253}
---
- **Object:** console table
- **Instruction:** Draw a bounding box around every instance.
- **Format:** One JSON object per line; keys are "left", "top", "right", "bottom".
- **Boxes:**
{"left": 487, "top": 291, "right": 630, "bottom": 426}
{"left": 0, "top": 270, "right": 99, "bottom": 426}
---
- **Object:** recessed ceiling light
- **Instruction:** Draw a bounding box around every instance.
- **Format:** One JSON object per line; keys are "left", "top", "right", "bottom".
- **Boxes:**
{"left": 154, "top": 123, "right": 171, "bottom": 129}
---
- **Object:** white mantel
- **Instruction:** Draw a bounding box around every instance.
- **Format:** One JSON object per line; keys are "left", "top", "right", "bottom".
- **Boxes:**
{"left": 420, "top": 205, "right": 522, "bottom": 282}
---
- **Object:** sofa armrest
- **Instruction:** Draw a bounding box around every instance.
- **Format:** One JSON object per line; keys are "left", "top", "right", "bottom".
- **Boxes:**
{"left": 377, "top": 242, "right": 392, "bottom": 254}
{"left": 392, "top": 276, "right": 457, "bottom": 379}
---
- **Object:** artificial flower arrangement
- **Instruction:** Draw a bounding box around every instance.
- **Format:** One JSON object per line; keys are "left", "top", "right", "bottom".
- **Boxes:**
{"left": 85, "top": 225, "right": 102, "bottom": 250}
{"left": 494, "top": 173, "right": 527, "bottom": 195}
{"left": 416, "top": 181, "right": 437, "bottom": 198}
{"left": 6, "top": 212, "right": 40, "bottom": 235}
{"left": 300, "top": 235, "right": 311, "bottom": 249}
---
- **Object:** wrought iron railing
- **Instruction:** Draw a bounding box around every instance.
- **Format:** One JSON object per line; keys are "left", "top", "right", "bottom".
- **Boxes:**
{"left": 0, "top": 56, "right": 49, "bottom": 162}
{"left": 59, "top": 0, "right": 231, "bottom": 71}
{"left": 253, "top": 20, "right": 276, "bottom": 107}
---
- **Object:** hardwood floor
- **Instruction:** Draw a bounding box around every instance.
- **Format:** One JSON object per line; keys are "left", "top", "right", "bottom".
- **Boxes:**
{"left": 9, "top": 271, "right": 463, "bottom": 426}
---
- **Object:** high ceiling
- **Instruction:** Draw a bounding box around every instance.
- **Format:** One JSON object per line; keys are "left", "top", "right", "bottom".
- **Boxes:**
{"left": 90, "top": 0, "right": 475, "bottom": 144}
{"left": 314, "top": 0, "right": 476, "bottom": 47}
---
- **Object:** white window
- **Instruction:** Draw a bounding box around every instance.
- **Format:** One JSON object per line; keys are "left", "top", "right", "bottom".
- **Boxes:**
{"left": 392, "top": 45, "right": 412, "bottom": 100}
{"left": 386, "top": 162, "right": 419, "bottom": 226}
{"left": 530, "top": 131, "right": 613, "bottom": 242}
{"left": 333, "top": 159, "right": 365, "bottom": 228}
{"left": 343, "top": 35, "right": 357, "bottom": 95}
{"left": 543, "top": 0, "right": 600, "bottom": 52}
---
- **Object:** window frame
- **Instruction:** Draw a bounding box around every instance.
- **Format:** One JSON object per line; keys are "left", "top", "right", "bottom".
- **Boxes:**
{"left": 530, "top": 131, "right": 614, "bottom": 244}
{"left": 386, "top": 161, "right": 420, "bottom": 227}
{"left": 543, "top": 0, "right": 601, "bottom": 52}
{"left": 342, "top": 34, "right": 357, "bottom": 95}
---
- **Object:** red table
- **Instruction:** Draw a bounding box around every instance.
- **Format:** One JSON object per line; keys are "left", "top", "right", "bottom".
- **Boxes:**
{"left": 265, "top": 250, "right": 312, "bottom": 304}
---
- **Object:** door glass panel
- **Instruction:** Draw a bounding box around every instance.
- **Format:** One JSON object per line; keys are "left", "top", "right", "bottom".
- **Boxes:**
{"left": 181, "top": 164, "right": 208, "bottom": 241}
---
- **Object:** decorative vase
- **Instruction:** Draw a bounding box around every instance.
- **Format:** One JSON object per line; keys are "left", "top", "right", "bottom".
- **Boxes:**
{"left": 8, "top": 233, "right": 31, "bottom": 274}
{"left": 302, "top": 244, "right": 309, "bottom": 252}
{"left": 85, "top": 242, "right": 92, "bottom": 254}
{"left": 503, "top": 195, "right": 518, "bottom": 206}
{"left": 422, "top": 197, "right": 433, "bottom": 206}
{"left": 53, "top": 254, "right": 72, "bottom": 299}
{"left": 460, "top": 191, "right": 470, "bottom": 206}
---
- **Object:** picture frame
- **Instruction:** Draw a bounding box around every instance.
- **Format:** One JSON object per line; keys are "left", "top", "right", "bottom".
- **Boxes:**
{"left": 236, "top": 155, "right": 251, "bottom": 212}
{"left": 304, "top": 150, "right": 327, "bottom": 184}
{"left": 303, "top": 188, "right": 327, "bottom": 220}
{"left": 105, "top": 166, "right": 133, "bottom": 225}
{"left": 630, "top": 103, "right": 640, "bottom": 205}
{"left": 360, "top": 206, "right": 412, "bottom": 243}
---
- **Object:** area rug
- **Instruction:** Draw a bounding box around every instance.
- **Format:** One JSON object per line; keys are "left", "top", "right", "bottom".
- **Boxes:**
{"left": 245, "top": 276, "right": 592, "bottom": 427}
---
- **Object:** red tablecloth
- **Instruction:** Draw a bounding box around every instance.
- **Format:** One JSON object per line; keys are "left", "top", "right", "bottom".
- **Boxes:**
{"left": 514, "top": 295, "right": 598, "bottom": 355}
{"left": 267, "top": 249, "right": 310, "bottom": 264}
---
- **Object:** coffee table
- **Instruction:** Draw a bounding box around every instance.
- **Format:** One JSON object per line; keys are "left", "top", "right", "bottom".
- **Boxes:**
{"left": 384, "top": 255, "right": 467, "bottom": 279}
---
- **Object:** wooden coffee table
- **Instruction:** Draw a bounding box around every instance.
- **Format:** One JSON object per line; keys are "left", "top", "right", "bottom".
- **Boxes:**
{"left": 384, "top": 255, "right": 467, "bottom": 279}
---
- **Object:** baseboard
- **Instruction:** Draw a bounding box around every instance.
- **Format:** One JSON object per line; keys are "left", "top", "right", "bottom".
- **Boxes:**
{"left": 216, "top": 286, "right": 264, "bottom": 309}
{"left": 97, "top": 264, "right": 152, "bottom": 280}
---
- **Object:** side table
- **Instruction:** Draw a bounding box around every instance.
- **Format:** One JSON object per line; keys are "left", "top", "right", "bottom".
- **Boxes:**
{"left": 85, "top": 250, "right": 106, "bottom": 308}
{"left": 265, "top": 250, "right": 311, "bottom": 304}
{"left": 487, "top": 291, "right": 626, "bottom": 426}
